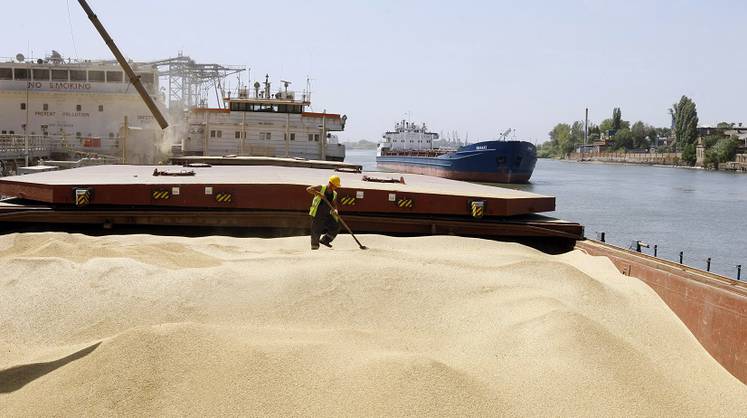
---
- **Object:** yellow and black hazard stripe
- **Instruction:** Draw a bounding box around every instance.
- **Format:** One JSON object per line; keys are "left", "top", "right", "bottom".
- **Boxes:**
{"left": 215, "top": 192, "right": 233, "bottom": 203}
{"left": 397, "top": 198, "right": 414, "bottom": 209}
{"left": 471, "top": 200, "right": 485, "bottom": 219}
{"left": 74, "top": 188, "right": 92, "bottom": 207}
{"left": 152, "top": 190, "right": 171, "bottom": 200}
{"left": 339, "top": 196, "right": 356, "bottom": 206}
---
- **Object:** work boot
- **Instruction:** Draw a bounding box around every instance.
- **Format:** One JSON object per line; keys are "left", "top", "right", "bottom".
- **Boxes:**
{"left": 311, "top": 245, "right": 320, "bottom": 250}
{"left": 320, "top": 237, "right": 332, "bottom": 248}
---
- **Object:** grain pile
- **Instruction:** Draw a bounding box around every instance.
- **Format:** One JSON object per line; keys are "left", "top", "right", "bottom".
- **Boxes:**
{"left": 0, "top": 232, "right": 745, "bottom": 417}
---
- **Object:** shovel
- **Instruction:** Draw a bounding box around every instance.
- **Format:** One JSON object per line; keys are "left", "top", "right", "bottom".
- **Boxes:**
{"left": 318, "top": 193, "right": 368, "bottom": 250}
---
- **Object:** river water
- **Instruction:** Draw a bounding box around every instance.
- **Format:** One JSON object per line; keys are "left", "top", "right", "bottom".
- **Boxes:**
{"left": 345, "top": 149, "right": 747, "bottom": 279}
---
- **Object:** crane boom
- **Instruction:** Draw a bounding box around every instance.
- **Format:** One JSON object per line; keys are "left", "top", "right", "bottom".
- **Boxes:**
{"left": 77, "top": 0, "right": 169, "bottom": 129}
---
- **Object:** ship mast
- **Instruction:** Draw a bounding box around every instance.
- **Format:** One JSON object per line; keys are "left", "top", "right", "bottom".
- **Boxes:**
{"left": 77, "top": 0, "right": 169, "bottom": 129}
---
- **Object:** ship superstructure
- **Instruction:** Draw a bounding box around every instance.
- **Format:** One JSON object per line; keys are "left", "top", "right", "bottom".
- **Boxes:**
{"left": 0, "top": 51, "right": 162, "bottom": 159}
{"left": 381, "top": 120, "right": 439, "bottom": 152}
{"left": 181, "top": 75, "right": 347, "bottom": 161}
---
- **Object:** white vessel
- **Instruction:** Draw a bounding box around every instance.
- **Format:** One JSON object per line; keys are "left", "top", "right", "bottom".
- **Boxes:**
{"left": 182, "top": 75, "right": 347, "bottom": 161}
{"left": 0, "top": 51, "right": 162, "bottom": 161}
{"left": 378, "top": 120, "right": 439, "bottom": 155}
{"left": 0, "top": 51, "right": 348, "bottom": 172}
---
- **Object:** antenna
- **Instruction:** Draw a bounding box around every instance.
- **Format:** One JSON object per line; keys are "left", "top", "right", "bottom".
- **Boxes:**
{"left": 280, "top": 79, "right": 291, "bottom": 96}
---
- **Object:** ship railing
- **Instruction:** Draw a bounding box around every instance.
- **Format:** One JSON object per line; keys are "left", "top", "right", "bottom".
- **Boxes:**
{"left": 387, "top": 149, "right": 445, "bottom": 158}
{"left": 0, "top": 135, "right": 56, "bottom": 159}
{"left": 0, "top": 134, "right": 126, "bottom": 161}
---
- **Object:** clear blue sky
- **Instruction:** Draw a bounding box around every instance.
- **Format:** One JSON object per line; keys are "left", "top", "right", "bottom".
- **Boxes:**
{"left": 2, "top": 0, "right": 746, "bottom": 143}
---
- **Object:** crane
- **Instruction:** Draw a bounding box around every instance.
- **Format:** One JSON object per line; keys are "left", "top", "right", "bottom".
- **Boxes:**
{"left": 77, "top": 0, "right": 169, "bottom": 129}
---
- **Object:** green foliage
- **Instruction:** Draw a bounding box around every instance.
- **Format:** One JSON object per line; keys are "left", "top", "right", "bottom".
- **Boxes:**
{"left": 673, "top": 95, "right": 699, "bottom": 164}
{"left": 702, "top": 134, "right": 722, "bottom": 149}
{"left": 704, "top": 138, "right": 739, "bottom": 169}
{"left": 630, "top": 121, "right": 653, "bottom": 149}
{"left": 599, "top": 118, "right": 613, "bottom": 134}
{"left": 714, "top": 137, "right": 739, "bottom": 162}
{"left": 538, "top": 122, "right": 588, "bottom": 158}
{"left": 655, "top": 127, "right": 671, "bottom": 138}
{"left": 681, "top": 143, "right": 697, "bottom": 166}
{"left": 716, "top": 121, "right": 735, "bottom": 129}
{"left": 570, "top": 121, "right": 585, "bottom": 144}
{"left": 600, "top": 117, "right": 629, "bottom": 136}
{"left": 612, "top": 128, "right": 634, "bottom": 150}
{"left": 612, "top": 108, "right": 622, "bottom": 131}
{"left": 537, "top": 142, "right": 554, "bottom": 158}
{"left": 549, "top": 123, "right": 573, "bottom": 156}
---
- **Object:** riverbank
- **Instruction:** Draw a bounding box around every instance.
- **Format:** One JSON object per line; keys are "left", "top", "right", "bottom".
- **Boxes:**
{"left": 2, "top": 232, "right": 746, "bottom": 416}
{"left": 545, "top": 157, "right": 706, "bottom": 171}
{"left": 562, "top": 152, "right": 747, "bottom": 172}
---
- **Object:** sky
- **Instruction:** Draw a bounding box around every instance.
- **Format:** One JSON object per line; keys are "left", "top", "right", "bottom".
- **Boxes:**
{"left": 2, "top": 0, "right": 746, "bottom": 143}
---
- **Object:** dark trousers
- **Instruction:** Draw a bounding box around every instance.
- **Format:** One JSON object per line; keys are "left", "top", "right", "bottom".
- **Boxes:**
{"left": 310, "top": 215, "right": 340, "bottom": 248}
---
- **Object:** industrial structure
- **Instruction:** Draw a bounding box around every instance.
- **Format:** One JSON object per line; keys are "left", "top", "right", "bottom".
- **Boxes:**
{"left": 149, "top": 53, "right": 245, "bottom": 117}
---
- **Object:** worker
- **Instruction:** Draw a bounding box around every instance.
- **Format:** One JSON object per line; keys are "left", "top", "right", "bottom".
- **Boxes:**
{"left": 306, "top": 175, "right": 341, "bottom": 250}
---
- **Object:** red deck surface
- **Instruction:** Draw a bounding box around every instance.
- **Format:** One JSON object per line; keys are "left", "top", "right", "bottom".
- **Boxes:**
{"left": 0, "top": 165, "right": 554, "bottom": 217}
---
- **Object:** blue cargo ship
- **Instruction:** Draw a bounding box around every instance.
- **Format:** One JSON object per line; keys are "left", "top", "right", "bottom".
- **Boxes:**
{"left": 376, "top": 121, "right": 537, "bottom": 183}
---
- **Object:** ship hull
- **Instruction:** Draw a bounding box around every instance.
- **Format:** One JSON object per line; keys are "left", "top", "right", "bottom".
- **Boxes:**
{"left": 377, "top": 140, "right": 537, "bottom": 184}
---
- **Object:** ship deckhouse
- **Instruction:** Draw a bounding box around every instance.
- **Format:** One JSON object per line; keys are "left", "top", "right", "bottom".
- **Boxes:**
{"left": 182, "top": 75, "right": 347, "bottom": 161}
{"left": 380, "top": 120, "right": 439, "bottom": 152}
{"left": 0, "top": 51, "right": 161, "bottom": 145}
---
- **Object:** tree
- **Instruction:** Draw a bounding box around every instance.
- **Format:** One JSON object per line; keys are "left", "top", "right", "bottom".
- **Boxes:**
{"left": 681, "top": 143, "right": 696, "bottom": 165}
{"left": 655, "top": 127, "right": 672, "bottom": 138}
{"left": 673, "top": 95, "right": 699, "bottom": 165}
{"left": 599, "top": 118, "right": 614, "bottom": 134}
{"left": 716, "top": 122, "right": 735, "bottom": 129}
{"left": 548, "top": 123, "right": 574, "bottom": 156}
{"left": 612, "top": 128, "right": 634, "bottom": 150}
{"left": 570, "top": 120, "right": 585, "bottom": 145}
{"left": 612, "top": 108, "right": 622, "bottom": 132}
{"left": 704, "top": 138, "right": 740, "bottom": 169}
{"left": 600, "top": 117, "right": 629, "bottom": 136}
{"left": 630, "top": 121, "right": 651, "bottom": 149}
{"left": 646, "top": 126, "right": 658, "bottom": 147}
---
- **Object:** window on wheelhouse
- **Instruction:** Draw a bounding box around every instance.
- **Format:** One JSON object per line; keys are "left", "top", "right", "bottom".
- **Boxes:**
{"left": 0, "top": 68, "right": 12, "bottom": 80}
{"left": 13, "top": 68, "right": 29, "bottom": 80}
{"left": 52, "top": 70, "right": 69, "bottom": 81}
{"left": 106, "top": 71, "right": 123, "bottom": 82}
{"left": 88, "top": 71, "right": 105, "bottom": 82}
{"left": 70, "top": 70, "right": 86, "bottom": 81}
{"left": 52, "top": 69, "right": 69, "bottom": 81}
{"left": 33, "top": 69, "right": 50, "bottom": 80}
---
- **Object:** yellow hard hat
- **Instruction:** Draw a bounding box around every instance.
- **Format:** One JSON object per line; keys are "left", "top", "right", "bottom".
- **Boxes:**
{"left": 328, "top": 175, "right": 341, "bottom": 188}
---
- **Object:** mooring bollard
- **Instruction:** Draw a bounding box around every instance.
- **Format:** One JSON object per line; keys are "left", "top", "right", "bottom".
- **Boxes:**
{"left": 653, "top": 244, "right": 658, "bottom": 257}
{"left": 679, "top": 251, "right": 684, "bottom": 264}
{"left": 706, "top": 257, "right": 711, "bottom": 272}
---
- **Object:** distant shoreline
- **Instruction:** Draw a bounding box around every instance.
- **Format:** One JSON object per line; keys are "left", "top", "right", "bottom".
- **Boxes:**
{"left": 544, "top": 157, "right": 746, "bottom": 173}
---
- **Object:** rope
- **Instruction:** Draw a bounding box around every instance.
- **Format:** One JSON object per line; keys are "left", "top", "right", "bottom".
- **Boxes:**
{"left": 67, "top": 0, "right": 79, "bottom": 60}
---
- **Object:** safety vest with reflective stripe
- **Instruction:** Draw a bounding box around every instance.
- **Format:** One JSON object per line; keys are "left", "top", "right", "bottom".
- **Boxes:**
{"left": 309, "top": 185, "right": 337, "bottom": 217}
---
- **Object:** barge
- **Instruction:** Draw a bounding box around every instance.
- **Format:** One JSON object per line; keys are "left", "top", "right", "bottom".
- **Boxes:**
{"left": 0, "top": 164, "right": 745, "bottom": 385}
